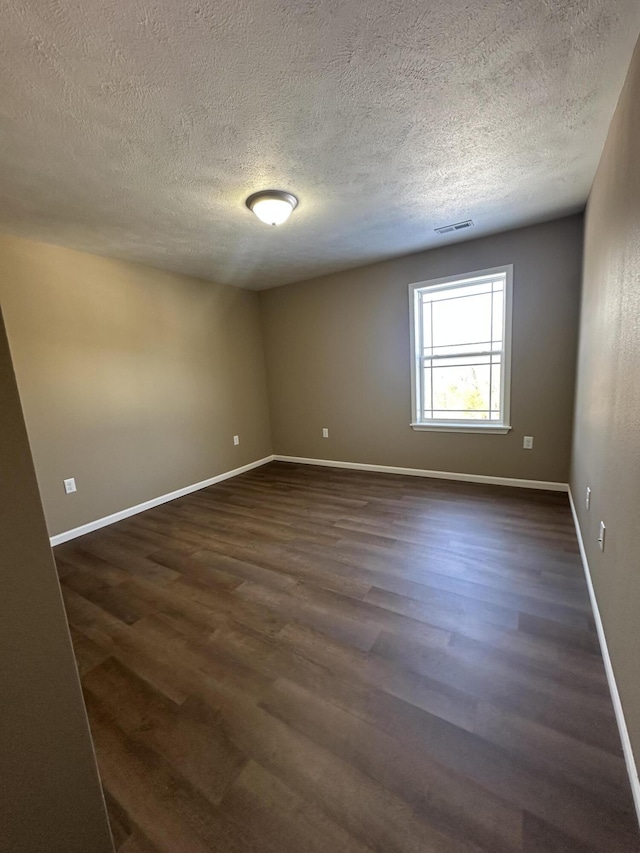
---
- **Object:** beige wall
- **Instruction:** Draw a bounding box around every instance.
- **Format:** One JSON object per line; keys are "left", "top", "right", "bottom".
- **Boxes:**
{"left": 0, "top": 236, "right": 272, "bottom": 537}
{"left": 260, "top": 215, "right": 583, "bottom": 483}
{"left": 0, "top": 306, "right": 113, "bottom": 852}
{"left": 571, "top": 38, "right": 640, "bottom": 775}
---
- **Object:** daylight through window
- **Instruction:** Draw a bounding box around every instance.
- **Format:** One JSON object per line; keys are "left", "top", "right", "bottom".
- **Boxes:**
{"left": 409, "top": 266, "right": 512, "bottom": 432}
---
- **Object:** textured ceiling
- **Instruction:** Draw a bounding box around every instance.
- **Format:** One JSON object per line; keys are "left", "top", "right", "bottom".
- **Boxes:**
{"left": 0, "top": 1, "right": 639, "bottom": 290}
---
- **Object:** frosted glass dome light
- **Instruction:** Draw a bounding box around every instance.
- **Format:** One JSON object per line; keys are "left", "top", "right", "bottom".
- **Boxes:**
{"left": 246, "top": 190, "right": 298, "bottom": 225}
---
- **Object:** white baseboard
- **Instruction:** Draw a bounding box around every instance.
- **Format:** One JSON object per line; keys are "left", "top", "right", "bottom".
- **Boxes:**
{"left": 50, "top": 453, "right": 564, "bottom": 547}
{"left": 568, "top": 488, "right": 640, "bottom": 826}
{"left": 49, "top": 455, "right": 275, "bottom": 547}
{"left": 273, "top": 455, "right": 568, "bottom": 492}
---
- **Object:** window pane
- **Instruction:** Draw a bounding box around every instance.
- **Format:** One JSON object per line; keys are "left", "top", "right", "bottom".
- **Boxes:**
{"left": 431, "top": 293, "right": 492, "bottom": 349}
{"left": 492, "top": 290, "right": 504, "bottom": 340}
{"left": 431, "top": 341, "right": 496, "bottom": 356}
{"left": 426, "top": 282, "right": 493, "bottom": 302}
{"left": 491, "top": 363, "right": 501, "bottom": 412}
{"left": 431, "top": 410, "right": 490, "bottom": 420}
{"left": 421, "top": 300, "right": 432, "bottom": 354}
{"left": 425, "top": 354, "right": 491, "bottom": 368}
{"left": 421, "top": 365, "right": 432, "bottom": 415}
{"left": 431, "top": 362, "right": 491, "bottom": 414}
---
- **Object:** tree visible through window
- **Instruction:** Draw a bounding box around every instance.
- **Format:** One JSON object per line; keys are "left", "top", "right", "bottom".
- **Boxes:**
{"left": 409, "top": 266, "right": 512, "bottom": 432}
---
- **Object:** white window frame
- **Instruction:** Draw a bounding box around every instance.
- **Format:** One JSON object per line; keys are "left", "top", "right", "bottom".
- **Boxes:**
{"left": 408, "top": 264, "right": 513, "bottom": 434}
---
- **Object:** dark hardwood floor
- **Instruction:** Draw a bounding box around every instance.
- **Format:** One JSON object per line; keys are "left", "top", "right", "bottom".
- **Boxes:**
{"left": 55, "top": 461, "right": 640, "bottom": 853}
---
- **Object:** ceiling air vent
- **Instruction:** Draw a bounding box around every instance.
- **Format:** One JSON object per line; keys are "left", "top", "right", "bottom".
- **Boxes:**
{"left": 434, "top": 220, "right": 474, "bottom": 235}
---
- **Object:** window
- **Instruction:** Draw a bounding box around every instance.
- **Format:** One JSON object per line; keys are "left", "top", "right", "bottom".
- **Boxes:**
{"left": 409, "top": 265, "right": 513, "bottom": 433}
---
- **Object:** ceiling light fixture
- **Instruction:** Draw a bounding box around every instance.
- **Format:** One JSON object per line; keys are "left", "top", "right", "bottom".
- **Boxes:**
{"left": 246, "top": 190, "right": 298, "bottom": 225}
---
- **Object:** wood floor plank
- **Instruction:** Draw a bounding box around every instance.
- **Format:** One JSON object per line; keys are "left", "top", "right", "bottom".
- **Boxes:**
{"left": 190, "top": 693, "right": 482, "bottom": 853}
{"left": 208, "top": 616, "right": 477, "bottom": 732}
{"left": 233, "top": 580, "right": 381, "bottom": 651}
{"left": 448, "top": 631, "right": 610, "bottom": 698}
{"left": 55, "top": 461, "right": 640, "bottom": 852}
{"left": 271, "top": 620, "right": 476, "bottom": 730}
{"left": 118, "top": 832, "right": 163, "bottom": 853}
{"left": 194, "top": 544, "right": 373, "bottom": 599}
{"left": 259, "top": 676, "right": 523, "bottom": 853}
{"left": 85, "top": 693, "right": 263, "bottom": 853}
{"left": 372, "top": 629, "right": 622, "bottom": 754}
{"left": 83, "top": 657, "right": 248, "bottom": 804}
{"left": 522, "top": 812, "right": 600, "bottom": 853}
{"left": 474, "top": 701, "right": 632, "bottom": 808}
{"left": 518, "top": 610, "right": 600, "bottom": 652}
{"left": 103, "top": 790, "right": 134, "bottom": 850}
{"left": 69, "top": 626, "right": 111, "bottom": 676}
{"left": 220, "top": 760, "right": 376, "bottom": 853}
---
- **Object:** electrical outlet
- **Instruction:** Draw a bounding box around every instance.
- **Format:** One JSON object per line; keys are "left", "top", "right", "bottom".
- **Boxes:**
{"left": 598, "top": 521, "right": 606, "bottom": 552}
{"left": 63, "top": 478, "right": 77, "bottom": 494}
{"left": 233, "top": 435, "right": 240, "bottom": 446}
{"left": 322, "top": 428, "right": 329, "bottom": 438}
{"left": 523, "top": 436, "right": 534, "bottom": 450}
{"left": 586, "top": 487, "right": 591, "bottom": 511}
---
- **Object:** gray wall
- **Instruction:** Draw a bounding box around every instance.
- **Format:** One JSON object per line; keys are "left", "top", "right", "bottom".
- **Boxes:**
{"left": 260, "top": 215, "right": 583, "bottom": 483}
{"left": 571, "top": 37, "right": 640, "bottom": 775}
{"left": 0, "top": 235, "right": 272, "bottom": 537}
{"left": 0, "top": 306, "right": 113, "bottom": 852}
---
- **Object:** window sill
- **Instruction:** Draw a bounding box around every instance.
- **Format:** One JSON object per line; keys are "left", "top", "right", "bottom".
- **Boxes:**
{"left": 411, "top": 422, "right": 512, "bottom": 435}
